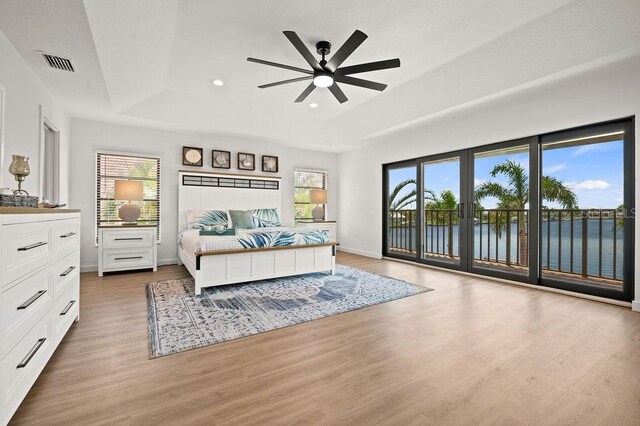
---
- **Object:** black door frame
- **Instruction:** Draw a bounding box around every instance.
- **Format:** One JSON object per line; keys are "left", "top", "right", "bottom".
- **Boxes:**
{"left": 538, "top": 118, "right": 635, "bottom": 301}
{"left": 382, "top": 117, "right": 635, "bottom": 302}
{"left": 418, "top": 150, "right": 469, "bottom": 271}
{"left": 466, "top": 137, "right": 539, "bottom": 284}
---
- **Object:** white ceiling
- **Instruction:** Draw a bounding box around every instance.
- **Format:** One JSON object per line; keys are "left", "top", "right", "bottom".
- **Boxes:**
{"left": 0, "top": 0, "right": 639, "bottom": 152}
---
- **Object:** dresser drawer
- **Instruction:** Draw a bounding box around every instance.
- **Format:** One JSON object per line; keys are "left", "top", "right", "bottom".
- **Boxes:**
{"left": 102, "top": 248, "right": 154, "bottom": 271}
{"left": 54, "top": 251, "right": 79, "bottom": 301}
{"left": 52, "top": 287, "right": 79, "bottom": 346}
{"left": 1, "top": 221, "right": 54, "bottom": 286}
{"left": 0, "top": 316, "right": 52, "bottom": 419}
{"left": 101, "top": 229, "right": 154, "bottom": 249}
{"left": 53, "top": 218, "right": 80, "bottom": 259}
{"left": 1, "top": 266, "right": 54, "bottom": 355}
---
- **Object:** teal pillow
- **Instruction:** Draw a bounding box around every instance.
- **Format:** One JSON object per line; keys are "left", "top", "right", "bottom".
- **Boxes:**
{"left": 229, "top": 210, "right": 255, "bottom": 229}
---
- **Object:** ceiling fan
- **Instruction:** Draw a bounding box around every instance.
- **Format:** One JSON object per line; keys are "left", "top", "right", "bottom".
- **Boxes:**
{"left": 247, "top": 30, "right": 400, "bottom": 104}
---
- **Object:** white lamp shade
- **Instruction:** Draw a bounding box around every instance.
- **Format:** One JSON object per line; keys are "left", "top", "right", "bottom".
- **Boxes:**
{"left": 115, "top": 180, "right": 143, "bottom": 201}
{"left": 310, "top": 189, "right": 327, "bottom": 204}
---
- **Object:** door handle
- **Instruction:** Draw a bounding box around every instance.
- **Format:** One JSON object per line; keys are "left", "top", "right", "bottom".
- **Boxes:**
{"left": 458, "top": 203, "right": 464, "bottom": 219}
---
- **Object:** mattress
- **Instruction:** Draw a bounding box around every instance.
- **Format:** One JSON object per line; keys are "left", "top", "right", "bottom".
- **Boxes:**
{"left": 179, "top": 227, "right": 329, "bottom": 261}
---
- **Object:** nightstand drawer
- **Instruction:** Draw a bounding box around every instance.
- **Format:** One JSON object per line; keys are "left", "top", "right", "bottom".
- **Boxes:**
{"left": 101, "top": 229, "right": 154, "bottom": 249}
{"left": 102, "top": 248, "right": 154, "bottom": 270}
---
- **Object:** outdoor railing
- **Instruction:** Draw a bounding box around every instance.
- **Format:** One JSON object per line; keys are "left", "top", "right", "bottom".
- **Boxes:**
{"left": 541, "top": 209, "right": 622, "bottom": 282}
{"left": 387, "top": 207, "right": 623, "bottom": 284}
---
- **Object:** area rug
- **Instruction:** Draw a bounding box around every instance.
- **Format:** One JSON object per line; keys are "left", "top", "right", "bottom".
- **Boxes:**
{"left": 146, "top": 264, "right": 432, "bottom": 358}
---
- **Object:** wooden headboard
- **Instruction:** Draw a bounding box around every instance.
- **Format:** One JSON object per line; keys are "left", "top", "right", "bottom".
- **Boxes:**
{"left": 177, "top": 171, "right": 282, "bottom": 232}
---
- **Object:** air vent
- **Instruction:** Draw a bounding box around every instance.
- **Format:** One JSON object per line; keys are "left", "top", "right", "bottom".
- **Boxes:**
{"left": 40, "top": 52, "right": 75, "bottom": 72}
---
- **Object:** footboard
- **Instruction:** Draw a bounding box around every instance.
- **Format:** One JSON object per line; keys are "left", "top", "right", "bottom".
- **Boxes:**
{"left": 192, "top": 243, "right": 337, "bottom": 295}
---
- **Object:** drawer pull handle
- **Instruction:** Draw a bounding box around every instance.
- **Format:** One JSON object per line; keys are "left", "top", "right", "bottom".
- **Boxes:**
{"left": 115, "top": 256, "right": 143, "bottom": 261}
{"left": 114, "top": 237, "right": 143, "bottom": 241}
{"left": 60, "top": 232, "right": 76, "bottom": 238}
{"left": 16, "top": 338, "right": 46, "bottom": 369}
{"left": 17, "top": 290, "right": 47, "bottom": 310}
{"left": 60, "top": 300, "right": 76, "bottom": 315}
{"left": 17, "top": 241, "right": 47, "bottom": 251}
{"left": 60, "top": 266, "right": 76, "bottom": 277}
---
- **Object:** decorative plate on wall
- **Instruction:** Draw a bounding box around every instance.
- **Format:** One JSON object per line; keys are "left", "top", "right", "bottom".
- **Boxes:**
{"left": 237, "top": 152, "right": 255, "bottom": 171}
{"left": 182, "top": 146, "right": 203, "bottom": 167}
{"left": 212, "top": 150, "right": 231, "bottom": 169}
{"left": 262, "top": 155, "right": 279, "bottom": 173}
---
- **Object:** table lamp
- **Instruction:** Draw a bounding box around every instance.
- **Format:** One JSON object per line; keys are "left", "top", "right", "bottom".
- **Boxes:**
{"left": 309, "top": 189, "right": 327, "bottom": 221}
{"left": 115, "top": 180, "right": 143, "bottom": 225}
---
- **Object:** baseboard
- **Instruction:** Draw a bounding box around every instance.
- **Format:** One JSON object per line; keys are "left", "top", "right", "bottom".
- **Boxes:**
{"left": 633, "top": 300, "right": 640, "bottom": 312}
{"left": 80, "top": 258, "right": 179, "bottom": 274}
{"left": 337, "top": 246, "right": 382, "bottom": 259}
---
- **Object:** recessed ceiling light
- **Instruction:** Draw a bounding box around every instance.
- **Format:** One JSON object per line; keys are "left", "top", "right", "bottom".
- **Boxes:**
{"left": 309, "top": 103, "right": 319, "bottom": 108}
{"left": 211, "top": 79, "right": 224, "bottom": 86}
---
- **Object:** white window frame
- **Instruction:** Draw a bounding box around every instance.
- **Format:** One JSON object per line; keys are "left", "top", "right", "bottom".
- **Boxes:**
{"left": 294, "top": 168, "right": 328, "bottom": 221}
{"left": 95, "top": 149, "right": 162, "bottom": 245}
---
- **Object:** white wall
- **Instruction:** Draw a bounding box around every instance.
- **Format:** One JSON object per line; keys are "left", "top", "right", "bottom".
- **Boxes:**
{"left": 337, "top": 51, "right": 640, "bottom": 309}
{"left": 0, "top": 30, "right": 69, "bottom": 201}
{"left": 69, "top": 118, "right": 339, "bottom": 271}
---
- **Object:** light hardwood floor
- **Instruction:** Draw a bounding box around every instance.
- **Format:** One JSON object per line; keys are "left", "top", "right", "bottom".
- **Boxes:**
{"left": 10, "top": 252, "right": 640, "bottom": 425}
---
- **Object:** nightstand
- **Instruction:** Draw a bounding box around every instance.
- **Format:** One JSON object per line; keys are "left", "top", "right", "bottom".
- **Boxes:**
{"left": 98, "top": 224, "right": 157, "bottom": 276}
{"left": 297, "top": 220, "right": 337, "bottom": 242}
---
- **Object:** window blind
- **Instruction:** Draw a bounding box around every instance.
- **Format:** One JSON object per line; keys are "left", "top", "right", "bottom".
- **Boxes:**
{"left": 96, "top": 152, "right": 161, "bottom": 242}
{"left": 294, "top": 169, "right": 327, "bottom": 220}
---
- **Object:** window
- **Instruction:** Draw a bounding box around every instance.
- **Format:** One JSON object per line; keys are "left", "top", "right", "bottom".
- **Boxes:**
{"left": 294, "top": 169, "right": 327, "bottom": 221}
{"left": 96, "top": 152, "right": 160, "bottom": 242}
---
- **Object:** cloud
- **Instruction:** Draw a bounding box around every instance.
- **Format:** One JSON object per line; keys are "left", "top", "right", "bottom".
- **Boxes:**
{"left": 570, "top": 180, "right": 610, "bottom": 190}
{"left": 543, "top": 163, "right": 566, "bottom": 174}
{"left": 474, "top": 178, "right": 485, "bottom": 186}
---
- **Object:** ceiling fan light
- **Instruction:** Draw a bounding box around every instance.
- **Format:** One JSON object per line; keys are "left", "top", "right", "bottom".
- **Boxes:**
{"left": 313, "top": 73, "right": 334, "bottom": 88}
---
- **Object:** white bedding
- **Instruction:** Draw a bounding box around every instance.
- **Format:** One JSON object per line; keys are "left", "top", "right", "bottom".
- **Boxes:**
{"left": 179, "top": 227, "right": 329, "bottom": 262}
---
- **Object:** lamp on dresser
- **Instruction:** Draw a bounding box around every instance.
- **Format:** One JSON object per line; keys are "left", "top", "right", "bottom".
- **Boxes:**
{"left": 115, "top": 179, "right": 143, "bottom": 225}
{"left": 309, "top": 189, "right": 327, "bottom": 221}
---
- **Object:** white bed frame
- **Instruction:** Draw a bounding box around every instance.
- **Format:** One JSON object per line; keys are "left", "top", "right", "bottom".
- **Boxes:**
{"left": 177, "top": 171, "right": 336, "bottom": 295}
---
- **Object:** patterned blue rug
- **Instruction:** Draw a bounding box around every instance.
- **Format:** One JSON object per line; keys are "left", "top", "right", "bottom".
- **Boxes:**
{"left": 146, "top": 264, "right": 432, "bottom": 358}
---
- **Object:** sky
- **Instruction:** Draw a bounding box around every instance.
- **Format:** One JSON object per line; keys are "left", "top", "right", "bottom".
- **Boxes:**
{"left": 388, "top": 139, "right": 624, "bottom": 210}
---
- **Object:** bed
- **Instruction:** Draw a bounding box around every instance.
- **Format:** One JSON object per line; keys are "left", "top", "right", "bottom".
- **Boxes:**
{"left": 177, "top": 171, "right": 336, "bottom": 295}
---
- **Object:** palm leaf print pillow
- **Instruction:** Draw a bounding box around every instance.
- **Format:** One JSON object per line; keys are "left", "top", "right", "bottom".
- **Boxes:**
{"left": 251, "top": 208, "right": 281, "bottom": 228}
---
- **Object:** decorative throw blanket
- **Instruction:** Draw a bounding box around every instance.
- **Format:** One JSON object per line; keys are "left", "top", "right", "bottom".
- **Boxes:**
{"left": 179, "top": 227, "right": 329, "bottom": 259}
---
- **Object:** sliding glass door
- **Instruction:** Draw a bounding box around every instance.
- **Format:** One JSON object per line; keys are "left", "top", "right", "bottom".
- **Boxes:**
{"left": 468, "top": 139, "right": 538, "bottom": 283}
{"left": 382, "top": 118, "right": 634, "bottom": 302}
{"left": 421, "top": 153, "right": 467, "bottom": 269}
{"left": 384, "top": 161, "right": 418, "bottom": 260}
{"left": 539, "top": 121, "right": 634, "bottom": 300}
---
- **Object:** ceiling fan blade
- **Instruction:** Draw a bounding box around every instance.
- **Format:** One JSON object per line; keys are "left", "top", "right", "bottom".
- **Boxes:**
{"left": 283, "top": 31, "right": 321, "bottom": 71}
{"left": 328, "top": 83, "right": 348, "bottom": 103}
{"left": 258, "top": 76, "right": 313, "bottom": 89}
{"left": 336, "top": 58, "right": 400, "bottom": 75}
{"left": 294, "top": 83, "right": 316, "bottom": 103}
{"left": 247, "top": 57, "right": 313, "bottom": 75}
{"left": 326, "top": 30, "right": 368, "bottom": 72}
{"left": 334, "top": 75, "right": 387, "bottom": 91}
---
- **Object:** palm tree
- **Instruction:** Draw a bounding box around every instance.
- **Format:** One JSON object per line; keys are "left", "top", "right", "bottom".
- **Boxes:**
{"left": 388, "top": 178, "right": 436, "bottom": 230}
{"left": 474, "top": 160, "right": 577, "bottom": 265}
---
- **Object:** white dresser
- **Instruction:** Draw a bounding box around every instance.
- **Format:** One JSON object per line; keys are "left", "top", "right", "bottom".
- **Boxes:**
{"left": 297, "top": 220, "right": 337, "bottom": 242}
{"left": 98, "top": 225, "right": 157, "bottom": 276}
{"left": 0, "top": 209, "right": 80, "bottom": 426}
